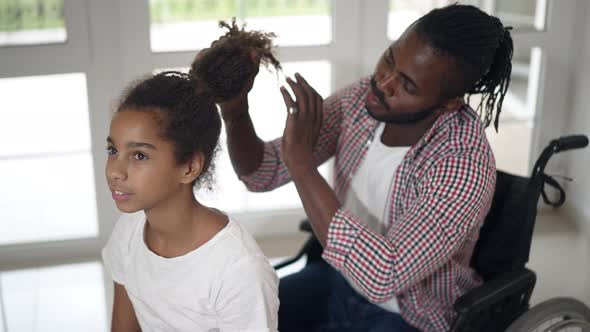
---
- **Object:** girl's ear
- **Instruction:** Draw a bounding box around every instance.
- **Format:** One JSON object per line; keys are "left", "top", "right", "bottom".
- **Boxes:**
{"left": 180, "top": 152, "right": 205, "bottom": 184}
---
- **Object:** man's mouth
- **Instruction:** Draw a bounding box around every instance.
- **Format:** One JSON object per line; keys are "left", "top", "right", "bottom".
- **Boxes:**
{"left": 366, "top": 90, "right": 383, "bottom": 109}
{"left": 368, "top": 77, "right": 389, "bottom": 110}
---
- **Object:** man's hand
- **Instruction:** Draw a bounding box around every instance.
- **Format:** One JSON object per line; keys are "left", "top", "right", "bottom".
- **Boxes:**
{"left": 280, "top": 72, "right": 324, "bottom": 176}
{"left": 218, "top": 50, "right": 260, "bottom": 121}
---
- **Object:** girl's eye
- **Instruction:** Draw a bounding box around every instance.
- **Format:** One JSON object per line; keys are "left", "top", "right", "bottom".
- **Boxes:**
{"left": 107, "top": 146, "right": 117, "bottom": 155}
{"left": 134, "top": 152, "right": 148, "bottom": 161}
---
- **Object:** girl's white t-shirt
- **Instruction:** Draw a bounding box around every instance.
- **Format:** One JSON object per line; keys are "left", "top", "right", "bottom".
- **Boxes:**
{"left": 102, "top": 212, "right": 279, "bottom": 332}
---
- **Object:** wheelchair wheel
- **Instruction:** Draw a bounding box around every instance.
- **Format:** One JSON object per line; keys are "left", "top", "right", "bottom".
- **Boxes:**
{"left": 505, "top": 297, "right": 590, "bottom": 332}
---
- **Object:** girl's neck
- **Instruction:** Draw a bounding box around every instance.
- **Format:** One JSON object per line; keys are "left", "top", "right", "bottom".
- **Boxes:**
{"left": 143, "top": 186, "right": 227, "bottom": 258}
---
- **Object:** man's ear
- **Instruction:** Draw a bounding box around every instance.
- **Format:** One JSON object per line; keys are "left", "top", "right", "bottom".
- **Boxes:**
{"left": 180, "top": 152, "right": 205, "bottom": 184}
{"left": 442, "top": 97, "right": 465, "bottom": 113}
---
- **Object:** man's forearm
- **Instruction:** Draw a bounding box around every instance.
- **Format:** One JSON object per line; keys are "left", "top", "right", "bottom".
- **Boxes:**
{"left": 290, "top": 165, "right": 340, "bottom": 247}
{"left": 221, "top": 103, "right": 265, "bottom": 176}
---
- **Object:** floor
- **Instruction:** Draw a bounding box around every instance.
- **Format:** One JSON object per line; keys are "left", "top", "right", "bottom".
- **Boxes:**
{"left": 526, "top": 210, "right": 590, "bottom": 306}
{"left": 0, "top": 210, "right": 588, "bottom": 331}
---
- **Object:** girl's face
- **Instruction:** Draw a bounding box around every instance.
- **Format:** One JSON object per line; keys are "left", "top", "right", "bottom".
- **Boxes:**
{"left": 105, "top": 109, "right": 188, "bottom": 214}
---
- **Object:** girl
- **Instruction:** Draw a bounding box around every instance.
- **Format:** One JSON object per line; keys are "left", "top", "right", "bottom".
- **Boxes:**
{"left": 102, "top": 71, "right": 279, "bottom": 332}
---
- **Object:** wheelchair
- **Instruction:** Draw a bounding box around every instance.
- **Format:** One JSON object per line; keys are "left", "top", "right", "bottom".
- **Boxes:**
{"left": 274, "top": 135, "right": 590, "bottom": 332}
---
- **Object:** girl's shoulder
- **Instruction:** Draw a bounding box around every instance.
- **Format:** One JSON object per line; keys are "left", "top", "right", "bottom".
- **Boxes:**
{"left": 214, "top": 219, "right": 278, "bottom": 284}
{"left": 102, "top": 212, "right": 146, "bottom": 285}
{"left": 108, "top": 212, "right": 146, "bottom": 247}
{"left": 206, "top": 217, "right": 271, "bottom": 267}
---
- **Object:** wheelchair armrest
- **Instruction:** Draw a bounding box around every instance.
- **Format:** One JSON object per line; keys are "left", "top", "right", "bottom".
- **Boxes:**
{"left": 273, "top": 221, "right": 323, "bottom": 270}
{"left": 299, "top": 220, "right": 312, "bottom": 233}
{"left": 451, "top": 268, "right": 536, "bottom": 332}
{"left": 455, "top": 268, "right": 536, "bottom": 312}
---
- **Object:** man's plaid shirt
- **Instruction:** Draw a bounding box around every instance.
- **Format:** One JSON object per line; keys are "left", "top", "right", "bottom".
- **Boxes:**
{"left": 240, "top": 77, "right": 496, "bottom": 331}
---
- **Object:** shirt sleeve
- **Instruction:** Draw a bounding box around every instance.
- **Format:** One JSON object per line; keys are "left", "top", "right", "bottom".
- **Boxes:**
{"left": 238, "top": 81, "right": 349, "bottom": 192}
{"left": 102, "top": 214, "right": 136, "bottom": 285}
{"left": 322, "top": 152, "right": 496, "bottom": 303}
{"left": 215, "top": 256, "right": 280, "bottom": 332}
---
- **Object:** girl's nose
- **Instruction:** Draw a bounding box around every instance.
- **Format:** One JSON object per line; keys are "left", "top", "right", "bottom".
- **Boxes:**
{"left": 106, "top": 158, "right": 127, "bottom": 182}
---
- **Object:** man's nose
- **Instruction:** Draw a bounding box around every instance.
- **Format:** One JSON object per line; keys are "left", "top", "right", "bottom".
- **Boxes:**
{"left": 376, "top": 72, "right": 400, "bottom": 97}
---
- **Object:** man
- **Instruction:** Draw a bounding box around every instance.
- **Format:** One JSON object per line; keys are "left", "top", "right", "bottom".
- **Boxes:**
{"left": 218, "top": 4, "right": 512, "bottom": 331}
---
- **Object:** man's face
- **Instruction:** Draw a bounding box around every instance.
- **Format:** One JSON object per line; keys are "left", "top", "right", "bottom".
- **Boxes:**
{"left": 366, "top": 28, "right": 457, "bottom": 124}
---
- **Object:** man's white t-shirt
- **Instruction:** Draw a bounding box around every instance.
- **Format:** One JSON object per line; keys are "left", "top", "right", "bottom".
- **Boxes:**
{"left": 102, "top": 212, "right": 279, "bottom": 332}
{"left": 344, "top": 122, "right": 410, "bottom": 313}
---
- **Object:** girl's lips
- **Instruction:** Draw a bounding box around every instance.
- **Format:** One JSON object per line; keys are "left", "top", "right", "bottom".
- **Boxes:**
{"left": 111, "top": 190, "right": 131, "bottom": 201}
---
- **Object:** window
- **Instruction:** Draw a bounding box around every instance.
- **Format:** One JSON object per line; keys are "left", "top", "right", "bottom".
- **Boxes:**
{"left": 0, "top": 0, "right": 571, "bottom": 266}
{"left": 0, "top": 73, "right": 97, "bottom": 245}
{"left": 485, "top": 46, "right": 541, "bottom": 176}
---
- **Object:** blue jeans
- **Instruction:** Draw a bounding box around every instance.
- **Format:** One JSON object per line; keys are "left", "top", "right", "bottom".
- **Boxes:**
{"left": 278, "top": 260, "right": 420, "bottom": 332}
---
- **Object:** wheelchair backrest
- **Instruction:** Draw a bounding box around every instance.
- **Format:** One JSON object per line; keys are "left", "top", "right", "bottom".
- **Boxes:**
{"left": 470, "top": 170, "right": 544, "bottom": 281}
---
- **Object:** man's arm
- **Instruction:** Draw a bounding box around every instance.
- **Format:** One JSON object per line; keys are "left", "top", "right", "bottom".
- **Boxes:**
{"left": 220, "top": 97, "right": 265, "bottom": 177}
{"left": 279, "top": 73, "right": 342, "bottom": 245}
{"left": 225, "top": 73, "right": 345, "bottom": 192}
{"left": 111, "top": 282, "right": 141, "bottom": 332}
{"left": 322, "top": 154, "right": 496, "bottom": 302}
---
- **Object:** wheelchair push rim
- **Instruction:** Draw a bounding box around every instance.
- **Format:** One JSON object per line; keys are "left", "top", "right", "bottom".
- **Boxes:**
{"left": 506, "top": 297, "right": 590, "bottom": 332}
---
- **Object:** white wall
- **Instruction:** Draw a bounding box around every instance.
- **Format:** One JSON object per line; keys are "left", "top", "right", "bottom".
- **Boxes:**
{"left": 564, "top": 0, "right": 590, "bottom": 234}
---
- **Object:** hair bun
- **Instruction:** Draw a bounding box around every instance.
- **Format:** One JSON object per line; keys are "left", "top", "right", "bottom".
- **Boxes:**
{"left": 189, "top": 17, "right": 282, "bottom": 102}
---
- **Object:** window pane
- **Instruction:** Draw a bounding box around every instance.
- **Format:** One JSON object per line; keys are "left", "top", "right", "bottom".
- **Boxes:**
{"left": 246, "top": 61, "right": 331, "bottom": 211}
{"left": 150, "top": 0, "right": 331, "bottom": 52}
{"left": 495, "top": 0, "right": 546, "bottom": 31}
{"left": 0, "top": 73, "right": 97, "bottom": 245}
{"left": 0, "top": 73, "right": 91, "bottom": 156}
{"left": 242, "top": 0, "right": 331, "bottom": 47}
{"left": 0, "top": 0, "right": 66, "bottom": 46}
{"left": 0, "top": 154, "right": 98, "bottom": 245}
{"left": 388, "top": 0, "right": 438, "bottom": 40}
{"left": 0, "top": 286, "right": 4, "bottom": 332}
{"left": 191, "top": 61, "right": 332, "bottom": 212}
{"left": 1, "top": 262, "right": 107, "bottom": 331}
{"left": 194, "top": 136, "right": 249, "bottom": 214}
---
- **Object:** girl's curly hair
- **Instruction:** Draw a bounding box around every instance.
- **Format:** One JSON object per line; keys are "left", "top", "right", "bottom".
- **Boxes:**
{"left": 116, "top": 71, "right": 221, "bottom": 190}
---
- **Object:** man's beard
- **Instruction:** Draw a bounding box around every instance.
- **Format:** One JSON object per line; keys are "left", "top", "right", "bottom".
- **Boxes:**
{"left": 367, "top": 77, "right": 438, "bottom": 124}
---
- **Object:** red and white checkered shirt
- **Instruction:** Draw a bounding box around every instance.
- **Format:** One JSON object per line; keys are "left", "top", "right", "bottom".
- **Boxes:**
{"left": 240, "top": 77, "right": 496, "bottom": 332}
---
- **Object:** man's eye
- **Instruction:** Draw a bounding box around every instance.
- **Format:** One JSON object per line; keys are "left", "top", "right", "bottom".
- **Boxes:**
{"left": 403, "top": 81, "right": 412, "bottom": 92}
{"left": 403, "top": 80, "right": 417, "bottom": 95}
{"left": 107, "top": 146, "right": 117, "bottom": 155}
